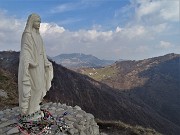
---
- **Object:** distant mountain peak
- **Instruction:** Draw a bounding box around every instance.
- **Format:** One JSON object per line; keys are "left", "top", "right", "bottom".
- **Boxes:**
{"left": 52, "top": 53, "right": 115, "bottom": 69}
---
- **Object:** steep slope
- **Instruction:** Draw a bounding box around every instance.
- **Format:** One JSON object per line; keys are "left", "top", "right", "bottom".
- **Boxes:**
{"left": 52, "top": 53, "right": 115, "bottom": 69}
{"left": 0, "top": 51, "right": 19, "bottom": 77}
{"left": 79, "top": 53, "right": 180, "bottom": 129}
{"left": 108, "top": 54, "right": 180, "bottom": 127}
{"left": 0, "top": 51, "right": 19, "bottom": 109}
{"left": 131, "top": 54, "right": 180, "bottom": 127}
{"left": 97, "top": 120, "right": 162, "bottom": 135}
{"left": 0, "top": 51, "right": 180, "bottom": 135}
{"left": 0, "top": 68, "right": 18, "bottom": 109}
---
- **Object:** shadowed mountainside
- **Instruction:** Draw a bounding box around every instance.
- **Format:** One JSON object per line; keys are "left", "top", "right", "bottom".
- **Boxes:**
{"left": 78, "top": 53, "right": 180, "bottom": 132}
{"left": 0, "top": 51, "right": 180, "bottom": 135}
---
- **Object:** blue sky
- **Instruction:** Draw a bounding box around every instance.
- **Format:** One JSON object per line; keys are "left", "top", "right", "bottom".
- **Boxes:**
{"left": 0, "top": 0, "right": 179, "bottom": 60}
{"left": 0, "top": 0, "right": 129, "bottom": 30}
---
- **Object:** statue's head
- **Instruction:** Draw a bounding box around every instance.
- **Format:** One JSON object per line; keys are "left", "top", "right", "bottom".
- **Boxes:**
{"left": 24, "top": 13, "right": 41, "bottom": 33}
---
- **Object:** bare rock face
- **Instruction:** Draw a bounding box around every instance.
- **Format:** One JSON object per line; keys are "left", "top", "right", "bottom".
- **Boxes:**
{"left": 0, "top": 102, "right": 99, "bottom": 135}
{"left": 0, "top": 89, "right": 8, "bottom": 98}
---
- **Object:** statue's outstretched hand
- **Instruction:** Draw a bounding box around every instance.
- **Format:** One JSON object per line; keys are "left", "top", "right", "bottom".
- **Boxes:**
{"left": 45, "top": 61, "right": 52, "bottom": 68}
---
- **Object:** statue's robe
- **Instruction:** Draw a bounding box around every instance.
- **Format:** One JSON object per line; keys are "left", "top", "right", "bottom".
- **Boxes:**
{"left": 18, "top": 30, "right": 53, "bottom": 115}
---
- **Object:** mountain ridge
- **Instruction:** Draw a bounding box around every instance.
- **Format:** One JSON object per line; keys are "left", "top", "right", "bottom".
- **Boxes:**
{"left": 52, "top": 53, "right": 115, "bottom": 69}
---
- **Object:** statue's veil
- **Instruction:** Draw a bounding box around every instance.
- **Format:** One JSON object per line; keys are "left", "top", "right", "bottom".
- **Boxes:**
{"left": 24, "top": 13, "right": 40, "bottom": 33}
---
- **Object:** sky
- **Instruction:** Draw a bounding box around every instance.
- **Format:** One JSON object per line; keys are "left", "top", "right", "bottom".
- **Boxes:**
{"left": 0, "top": 0, "right": 179, "bottom": 60}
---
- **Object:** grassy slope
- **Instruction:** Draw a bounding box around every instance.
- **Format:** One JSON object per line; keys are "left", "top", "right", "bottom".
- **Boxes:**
{"left": 0, "top": 68, "right": 18, "bottom": 109}
{"left": 78, "top": 65, "right": 118, "bottom": 81}
{"left": 97, "top": 119, "right": 162, "bottom": 135}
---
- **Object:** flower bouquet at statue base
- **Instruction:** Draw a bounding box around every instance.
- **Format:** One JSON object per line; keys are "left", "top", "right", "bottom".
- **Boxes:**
{"left": 17, "top": 109, "right": 69, "bottom": 135}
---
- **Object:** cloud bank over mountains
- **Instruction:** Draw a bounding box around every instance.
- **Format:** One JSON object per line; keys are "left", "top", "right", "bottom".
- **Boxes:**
{"left": 0, "top": 0, "right": 179, "bottom": 60}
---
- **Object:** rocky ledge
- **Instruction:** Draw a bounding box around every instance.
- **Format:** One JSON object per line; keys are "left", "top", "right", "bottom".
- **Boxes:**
{"left": 0, "top": 102, "right": 100, "bottom": 135}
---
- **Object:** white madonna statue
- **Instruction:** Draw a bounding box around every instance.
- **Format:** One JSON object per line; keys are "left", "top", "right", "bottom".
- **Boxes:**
{"left": 18, "top": 13, "right": 53, "bottom": 118}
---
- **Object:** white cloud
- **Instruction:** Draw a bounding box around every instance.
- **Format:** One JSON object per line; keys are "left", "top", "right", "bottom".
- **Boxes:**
{"left": 159, "top": 41, "right": 173, "bottom": 49}
{"left": 122, "top": 25, "right": 146, "bottom": 39}
{"left": 151, "top": 23, "right": 168, "bottom": 33}
{"left": 135, "top": 0, "right": 179, "bottom": 23}
{"left": 136, "top": 0, "right": 161, "bottom": 20}
{"left": 50, "top": 3, "right": 79, "bottom": 13}
{"left": 57, "top": 18, "right": 82, "bottom": 25}
{"left": 86, "top": 30, "right": 113, "bottom": 40}
{"left": 0, "top": 12, "right": 25, "bottom": 51}
{"left": 135, "top": 45, "right": 150, "bottom": 53}
{"left": 40, "top": 23, "right": 65, "bottom": 34}
{"left": 39, "top": 24, "right": 158, "bottom": 60}
{"left": 50, "top": 1, "right": 101, "bottom": 14}
{"left": 159, "top": 1, "right": 179, "bottom": 21}
{"left": 115, "top": 26, "right": 122, "bottom": 33}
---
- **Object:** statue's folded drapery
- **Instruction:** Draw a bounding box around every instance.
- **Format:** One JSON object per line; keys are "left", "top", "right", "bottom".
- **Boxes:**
{"left": 18, "top": 30, "right": 53, "bottom": 115}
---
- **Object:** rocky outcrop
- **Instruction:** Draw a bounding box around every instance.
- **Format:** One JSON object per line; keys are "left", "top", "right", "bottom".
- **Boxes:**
{"left": 0, "top": 102, "right": 99, "bottom": 135}
{"left": 0, "top": 89, "right": 8, "bottom": 98}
